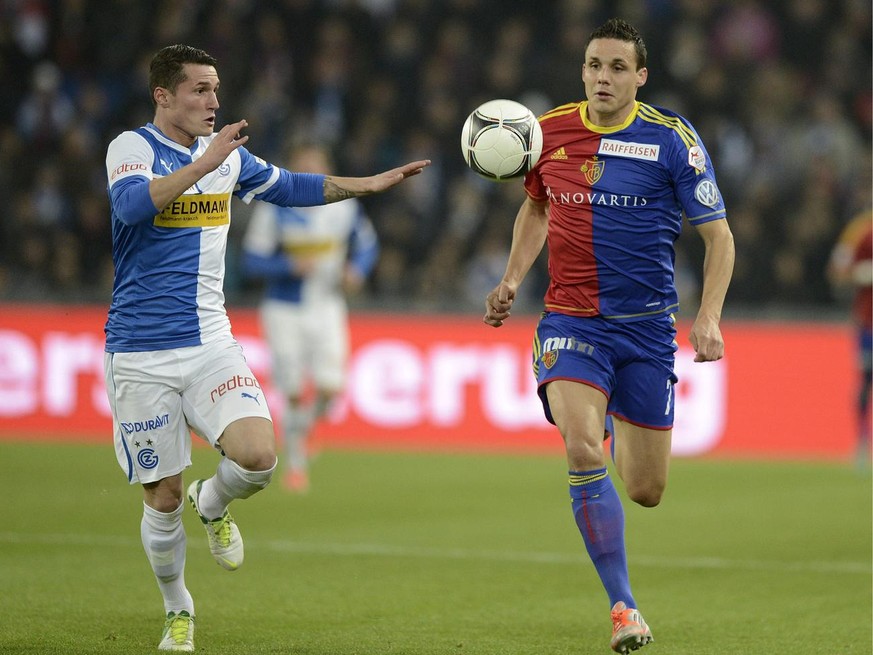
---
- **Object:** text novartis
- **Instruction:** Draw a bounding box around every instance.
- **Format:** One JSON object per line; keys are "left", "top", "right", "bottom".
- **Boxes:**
{"left": 548, "top": 190, "right": 649, "bottom": 207}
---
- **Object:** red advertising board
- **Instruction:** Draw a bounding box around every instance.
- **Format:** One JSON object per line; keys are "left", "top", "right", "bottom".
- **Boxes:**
{"left": 0, "top": 304, "right": 858, "bottom": 459}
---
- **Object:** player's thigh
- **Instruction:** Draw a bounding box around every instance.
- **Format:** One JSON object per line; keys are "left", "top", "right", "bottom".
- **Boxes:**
{"left": 219, "top": 416, "right": 276, "bottom": 471}
{"left": 533, "top": 312, "right": 617, "bottom": 424}
{"left": 612, "top": 417, "right": 671, "bottom": 507}
{"left": 545, "top": 379, "right": 610, "bottom": 470}
{"left": 260, "top": 300, "right": 307, "bottom": 395}
{"left": 181, "top": 338, "right": 273, "bottom": 449}
{"left": 608, "top": 328, "right": 677, "bottom": 430}
{"left": 104, "top": 351, "right": 192, "bottom": 486}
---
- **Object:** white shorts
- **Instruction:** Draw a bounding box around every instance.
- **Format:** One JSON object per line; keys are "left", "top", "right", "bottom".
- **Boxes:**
{"left": 104, "top": 336, "right": 273, "bottom": 485}
{"left": 260, "top": 298, "right": 348, "bottom": 396}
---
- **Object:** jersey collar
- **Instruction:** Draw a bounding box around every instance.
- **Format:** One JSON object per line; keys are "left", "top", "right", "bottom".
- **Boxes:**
{"left": 144, "top": 123, "right": 201, "bottom": 156}
{"left": 580, "top": 101, "right": 640, "bottom": 134}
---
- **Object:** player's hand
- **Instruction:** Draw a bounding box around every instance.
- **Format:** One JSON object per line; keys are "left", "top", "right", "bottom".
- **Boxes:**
{"left": 200, "top": 120, "right": 249, "bottom": 172}
{"left": 323, "top": 160, "right": 432, "bottom": 201}
{"left": 689, "top": 315, "right": 725, "bottom": 362}
{"left": 289, "top": 255, "right": 318, "bottom": 277}
{"left": 484, "top": 282, "right": 516, "bottom": 328}
{"left": 370, "top": 160, "right": 431, "bottom": 191}
{"left": 342, "top": 265, "right": 365, "bottom": 294}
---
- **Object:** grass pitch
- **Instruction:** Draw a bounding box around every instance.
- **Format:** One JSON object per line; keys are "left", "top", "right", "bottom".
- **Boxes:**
{"left": 0, "top": 441, "right": 870, "bottom": 655}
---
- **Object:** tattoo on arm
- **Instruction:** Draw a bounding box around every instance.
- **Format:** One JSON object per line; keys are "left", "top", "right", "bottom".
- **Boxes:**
{"left": 323, "top": 179, "right": 358, "bottom": 203}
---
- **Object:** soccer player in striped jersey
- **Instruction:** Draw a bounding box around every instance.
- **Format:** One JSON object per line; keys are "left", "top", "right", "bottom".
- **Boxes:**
{"left": 483, "top": 18, "right": 734, "bottom": 654}
{"left": 242, "top": 142, "right": 380, "bottom": 493}
{"left": 103, "top": 44, "right": 428, "bottom": 652}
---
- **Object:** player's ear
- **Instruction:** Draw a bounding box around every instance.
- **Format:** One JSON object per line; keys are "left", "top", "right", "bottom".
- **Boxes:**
{"left": 154, "top": 87, "right": 170, "bottom": 108}
{"left": 636, "top": 67, "right": 648, "bottom": 87}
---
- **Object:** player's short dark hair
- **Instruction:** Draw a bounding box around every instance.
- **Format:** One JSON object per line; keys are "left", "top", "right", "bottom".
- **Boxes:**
{"left": 586, "top": 18, "right": 647, "bottom": 69}
{"left": 149, "top": 44, "right": 217, "bottom": 107}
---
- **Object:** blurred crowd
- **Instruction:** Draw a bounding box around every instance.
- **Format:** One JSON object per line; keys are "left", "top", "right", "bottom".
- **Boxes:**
{"left": 0, "top": 0, "right": 870, "bottom": 315}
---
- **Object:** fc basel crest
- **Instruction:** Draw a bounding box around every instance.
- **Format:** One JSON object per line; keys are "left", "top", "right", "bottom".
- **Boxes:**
{"left": 580, "top": 156, "right": 604, "bottom": 184}
{"left": 542, "top": 350, "right": 559, "bottom": 369}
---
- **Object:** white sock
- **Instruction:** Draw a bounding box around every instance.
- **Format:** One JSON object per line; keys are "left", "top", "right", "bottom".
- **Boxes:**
{"left": 284, "top": 400, "right": 315, "bottom": 471}
{"left": 141, "top": 502, "right": 194, "bottom": 615}
{"left": 198, "top": 456, "right": 277, "bottom": 520}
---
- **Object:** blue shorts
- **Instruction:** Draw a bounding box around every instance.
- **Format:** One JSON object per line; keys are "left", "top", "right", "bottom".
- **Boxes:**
{"left": 533, "top": 312, "right": 678, "bottom": 430}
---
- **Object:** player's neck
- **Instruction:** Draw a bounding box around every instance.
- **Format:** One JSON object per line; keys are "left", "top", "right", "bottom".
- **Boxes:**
{"left": 152, "top": 116, "right": 198, "bottom": 148}
{"left": 587, "top": 105, "right": 633, "bottom": 127}
{"left": 583, "top": 101, "right": 639, "bottom": 132}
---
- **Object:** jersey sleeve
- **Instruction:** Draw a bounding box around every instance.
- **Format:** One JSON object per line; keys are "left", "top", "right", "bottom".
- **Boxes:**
{"left": 234, "top": 147, "right": 325, "bottom": 207}
{"left": 105, "top": 131, "right": 159, "bottom": 225}
{"left": 668, "top": 120, "right": 726, "bottom": 226}
{"left": 233, "top": 148, "right": 281, "bottom": 203}
{"left": 524, "top": 166, "right": 548, "bottom": 202}
{"left": 524, "top": 119, "right": 549, "bottom": 202}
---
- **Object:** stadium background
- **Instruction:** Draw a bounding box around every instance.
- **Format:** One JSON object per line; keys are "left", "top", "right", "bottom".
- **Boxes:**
{"left": 0, "top": 4, "right": 871, "bottom": 655}
{"left": 0, "top": 0, "right": 870, "bottom": 460}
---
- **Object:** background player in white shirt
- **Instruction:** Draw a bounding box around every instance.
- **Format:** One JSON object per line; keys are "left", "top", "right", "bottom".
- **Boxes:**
{"left": 104, "top": 44, "right": 429, "bottom": 652}
{"left": 242, "top": 142, "right": 379, "bottom": 492}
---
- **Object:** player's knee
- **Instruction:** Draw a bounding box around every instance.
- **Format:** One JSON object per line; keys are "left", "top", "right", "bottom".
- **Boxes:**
{"left": 220, "top": 419, "right": 277, "bottom": 471}
{"left": 142, "top": 477, "right": 184, "bottom": 513}
{"left": 630, "top": 491, "right": 662, "bottom": 508}
{"left": 243, "top": 456, "right": 276, "bottom": 492}
{"left": 625, "top": 480, "right": 666, "bottom": 507}
{"left": 237, "top": 447, "right": 277, "bottom": 473}
{"left": 564, "top": 437, "right": 607, "bottom": 470}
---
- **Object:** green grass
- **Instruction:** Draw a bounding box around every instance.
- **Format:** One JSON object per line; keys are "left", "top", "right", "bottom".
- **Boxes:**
{"left": 0, "top": 441, "right": 870, "bottom": 654}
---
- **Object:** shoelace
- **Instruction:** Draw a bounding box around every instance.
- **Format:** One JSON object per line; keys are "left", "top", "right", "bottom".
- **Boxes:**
{"left": 210, "top": 514, "right": 234, "bottom": 548}
{"left": 165, "top": 612, "right": 192, "bottom": 644}
{"left": 612, "top": 608, "right": 638, "bottom": 631}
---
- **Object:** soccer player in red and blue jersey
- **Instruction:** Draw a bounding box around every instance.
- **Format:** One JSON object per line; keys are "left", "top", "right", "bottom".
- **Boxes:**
{"left": 484, "top": 18, "right": 735, "bottom": 654}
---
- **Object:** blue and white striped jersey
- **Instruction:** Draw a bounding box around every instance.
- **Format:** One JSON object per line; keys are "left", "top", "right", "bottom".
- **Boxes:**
{"left": 241, "top": 199, "right": 379, "bottom": 305}
{"left": 104, "top": 122, "right": 325, "bottom": 352}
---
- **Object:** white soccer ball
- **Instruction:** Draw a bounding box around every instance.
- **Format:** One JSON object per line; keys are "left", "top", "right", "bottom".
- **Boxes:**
{"left": 460, "top": 99, "right": 543, "bottom": 181}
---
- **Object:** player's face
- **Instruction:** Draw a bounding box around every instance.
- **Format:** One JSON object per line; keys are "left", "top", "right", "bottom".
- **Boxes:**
{"left": 153, "top": 63, "right": 220, "bottom": 146}
{"left": 582, "top": 39, "right": 647, "bottom": 127}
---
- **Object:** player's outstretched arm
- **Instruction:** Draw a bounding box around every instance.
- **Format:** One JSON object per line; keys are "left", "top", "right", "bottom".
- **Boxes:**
{"left": 322, "top": 160, "right": 431, "bottom": 203}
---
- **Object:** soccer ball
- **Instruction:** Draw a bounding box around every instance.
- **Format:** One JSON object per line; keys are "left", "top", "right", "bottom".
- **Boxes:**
{"left": 460, "top": 99, "right": 543, "bottom": 181}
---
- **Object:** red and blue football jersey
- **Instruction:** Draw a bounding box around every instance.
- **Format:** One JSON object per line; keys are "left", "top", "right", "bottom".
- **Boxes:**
{"left": 525, "top": 101, "right": 726, "bottom": 321}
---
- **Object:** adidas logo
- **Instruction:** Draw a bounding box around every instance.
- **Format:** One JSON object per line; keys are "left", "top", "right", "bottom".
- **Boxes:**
{"left": 551, "top": 147, "right": 568, "bottom": 160}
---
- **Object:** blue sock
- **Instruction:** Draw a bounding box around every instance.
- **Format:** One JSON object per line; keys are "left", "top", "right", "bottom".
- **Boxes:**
{"left": 569, "top": 468, "right": 636, "bottom": 609}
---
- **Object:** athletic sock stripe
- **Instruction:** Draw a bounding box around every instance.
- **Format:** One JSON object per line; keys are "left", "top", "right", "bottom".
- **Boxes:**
{"left": 569, "top": 471, "right": 608, "bottom": 486}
